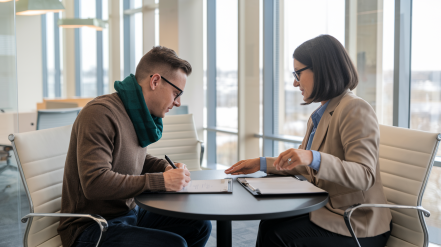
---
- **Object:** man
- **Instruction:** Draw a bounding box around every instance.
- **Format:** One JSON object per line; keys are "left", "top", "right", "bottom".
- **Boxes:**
{"left": 58, "top": 46, "right": 211, "bottom": 247}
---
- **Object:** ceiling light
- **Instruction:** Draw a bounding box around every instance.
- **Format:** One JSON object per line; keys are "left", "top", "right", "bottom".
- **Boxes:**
{"left": 58, "top": 18, "right": 106, "bottom": 31}
{"left": 16, "top": 0, "right": 64, "bottom": 15}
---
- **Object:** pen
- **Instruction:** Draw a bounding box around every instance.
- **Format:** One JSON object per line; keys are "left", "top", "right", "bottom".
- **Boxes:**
{"left": 165, "top": 155, "right": 177, "bottom": 169}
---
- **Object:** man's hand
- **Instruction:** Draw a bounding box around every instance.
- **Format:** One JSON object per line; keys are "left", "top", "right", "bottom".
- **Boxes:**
{"left": 165, "top": 163, "right": 188, "bottom": 172}
{"left": 163, "top": 167, "right": 191, "bottom": 191}
{"left": 224, "top": 158, "right": 260, "bottom": 175}
{"left": 273, "top": 148, "right": 313, "bottom": 171}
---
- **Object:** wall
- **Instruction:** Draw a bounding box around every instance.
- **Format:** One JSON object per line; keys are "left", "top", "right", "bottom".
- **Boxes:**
{"left": 16, "top": 15, "right": 43, "bottom": 113}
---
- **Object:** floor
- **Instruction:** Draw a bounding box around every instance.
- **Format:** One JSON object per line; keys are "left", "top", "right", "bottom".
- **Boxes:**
{"left": 206, "top": 220, "right": 260, "bottom": 247}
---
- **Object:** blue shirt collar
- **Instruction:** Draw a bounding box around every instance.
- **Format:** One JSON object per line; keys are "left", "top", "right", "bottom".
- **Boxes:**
{"left": 311, "top": 101, "right": 330, "bottom": 128}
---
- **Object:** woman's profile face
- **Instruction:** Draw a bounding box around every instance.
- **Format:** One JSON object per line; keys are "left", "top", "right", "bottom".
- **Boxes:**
{"left": 293, "top": 59, "right": 314, "bottom": 103}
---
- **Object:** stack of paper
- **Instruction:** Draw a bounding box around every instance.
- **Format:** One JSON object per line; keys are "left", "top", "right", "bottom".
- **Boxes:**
{"left": 244, "top": 177, "right": 325, "bottom": 194}
{"left": 178, "top": 179, "right": 230, "bottom": 193}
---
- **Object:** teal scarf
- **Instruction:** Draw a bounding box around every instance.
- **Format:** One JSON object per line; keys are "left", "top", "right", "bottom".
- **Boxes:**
{"left": 114, "top": 74, "right": 163, "bottom": 147}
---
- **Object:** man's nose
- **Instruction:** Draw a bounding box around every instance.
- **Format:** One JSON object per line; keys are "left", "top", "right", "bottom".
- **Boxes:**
{"left": 174, "top": 97, "right": 181, "bottom": 107}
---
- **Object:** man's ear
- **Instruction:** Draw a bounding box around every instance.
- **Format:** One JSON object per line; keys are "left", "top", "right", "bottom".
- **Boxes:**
{"left": 149, "top": 74, "right": 161, "bottom": 90}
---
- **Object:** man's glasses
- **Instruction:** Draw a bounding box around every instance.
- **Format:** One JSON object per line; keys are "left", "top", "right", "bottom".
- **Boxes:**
{"left": 292, "top": 66, "right": 311, "bottom": 82}
{"left": 150, "top": 75, "right": 184, "bottom": 101}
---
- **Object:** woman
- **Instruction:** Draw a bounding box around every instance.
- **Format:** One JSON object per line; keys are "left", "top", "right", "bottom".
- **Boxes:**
{"left": 225, "top": 35, "right": 392, "bottom": 247}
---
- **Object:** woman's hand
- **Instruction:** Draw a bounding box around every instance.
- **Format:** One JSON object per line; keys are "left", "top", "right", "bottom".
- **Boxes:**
{"left": 273, "top": 148, "right": 313, "bottom": 170}
{"left": 224, "top": 158, "right": 260, "bottom": 175}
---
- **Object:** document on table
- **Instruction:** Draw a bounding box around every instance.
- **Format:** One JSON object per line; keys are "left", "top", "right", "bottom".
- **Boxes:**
{"left": 176, "top": 179, "right": 232, "bottom": 193}
{"left": 238, "top": 177, "right": 326, "bottom": 195}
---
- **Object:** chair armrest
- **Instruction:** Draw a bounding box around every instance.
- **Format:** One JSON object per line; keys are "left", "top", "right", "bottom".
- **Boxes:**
{"left": 198, "top": 140, "right": 204, "bottom": 167}
{"left": 21, "top": 213, "right": 108, "bottom": 247}
{"left": 343, "top": 204, "right": 430, "bottom": 247}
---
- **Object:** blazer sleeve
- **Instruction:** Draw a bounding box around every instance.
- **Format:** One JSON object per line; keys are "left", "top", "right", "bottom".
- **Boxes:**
{"left": 315, "top": 98, "right": 379, "bottom": 191}
{"left": 266, "top": 157, "right": 313, "bottom": 181}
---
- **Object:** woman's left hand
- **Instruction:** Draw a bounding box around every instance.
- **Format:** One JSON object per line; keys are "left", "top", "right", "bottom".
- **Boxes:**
{"left": 273, "top": 148, "right": 313, "bottom": 170}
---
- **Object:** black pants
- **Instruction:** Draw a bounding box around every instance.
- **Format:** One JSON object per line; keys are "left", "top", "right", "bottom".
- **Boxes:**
{"left": 256, "top": 214, "right": 391, "bottom": 247}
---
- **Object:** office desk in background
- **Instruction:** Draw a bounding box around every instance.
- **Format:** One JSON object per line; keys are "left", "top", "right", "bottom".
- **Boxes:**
{"left": 135, "top": 170, "right": 329, "bottom": 247}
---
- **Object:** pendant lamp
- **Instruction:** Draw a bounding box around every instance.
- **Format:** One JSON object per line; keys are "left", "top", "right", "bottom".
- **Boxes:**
{"left": 16, "top": 0, "right": 64, "bottom": 15}
{"left": 58, "top": 18, "right": 106, "bottom": 31}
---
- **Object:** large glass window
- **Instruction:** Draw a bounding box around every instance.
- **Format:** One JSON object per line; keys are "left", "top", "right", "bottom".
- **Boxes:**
{"left": 42, "top": 12, "right": 63, "bottom": 98}
{"left": 79, "top": 0, "right": 97, "bottom": 97}
{"left": 280, "top": 0, "right": 345, "bottom": 139}
{"left": 102, "top": 0, "right": 109, "bottom": 94}
{"left": 411, "top": 0, "right": 441, "bottom": 244}
{"left": 279, "top": 0, "right": 394, "bottom": 143}
{"left": 215, "top": 0, "right": 238, "bottom": 166}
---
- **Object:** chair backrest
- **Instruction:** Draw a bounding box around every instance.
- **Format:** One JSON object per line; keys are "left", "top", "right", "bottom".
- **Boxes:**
{"left": 167, "top": 105, "right": 189, "bottom": 115}
{"left": 10, "top": 125, "right": 73, "bottom": 247}
{"left": 379, "top": 125, "right": 441, "bottom": 247}
{"left": 148, "top": 114, "right": 202, "bottom": 171}
{"left": 37, "top": 108, "right": 80, "bottom": 130}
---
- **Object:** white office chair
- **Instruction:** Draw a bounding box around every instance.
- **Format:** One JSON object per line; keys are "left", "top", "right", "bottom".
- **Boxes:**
{"left": 148, "top": 114, "right": 204, "bottom": 171}
{"left": 344, "top": 125, "right": 441, "bottom": 247}
{"left": 9, "top": 125, "right": 107, "bottom": 247}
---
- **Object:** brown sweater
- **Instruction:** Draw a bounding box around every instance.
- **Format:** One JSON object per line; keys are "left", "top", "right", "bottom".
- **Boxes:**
{"left": 58, "top": 93, "right": 169, "bottom": 247}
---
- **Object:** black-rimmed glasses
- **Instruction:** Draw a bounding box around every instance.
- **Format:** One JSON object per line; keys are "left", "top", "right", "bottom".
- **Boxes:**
{"left": 150, "top": 75, "right": 184, "bottom": 100}
{"left": 292, "top": 66, "right": 311, "bottom": 81}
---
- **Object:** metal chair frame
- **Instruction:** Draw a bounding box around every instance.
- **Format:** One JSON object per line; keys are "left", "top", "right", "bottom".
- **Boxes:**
{"left": 9, "top": 133, "right": 108, "bottom": 247}
{"left": 343, "top": 133, "right": 441, "bottom": 247}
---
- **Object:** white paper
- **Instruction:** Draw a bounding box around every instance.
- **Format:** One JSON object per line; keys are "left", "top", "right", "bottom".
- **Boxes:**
{"left": 178, "top": 179, "right": 230, "bottom": 193}
{"left": 244, "top": 177, "right": 326, "bottom": 194}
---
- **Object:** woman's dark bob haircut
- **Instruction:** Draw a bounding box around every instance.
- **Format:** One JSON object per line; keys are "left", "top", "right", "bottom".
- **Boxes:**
{"left": 293, "top": 34, "right": 358, "bottom": 104}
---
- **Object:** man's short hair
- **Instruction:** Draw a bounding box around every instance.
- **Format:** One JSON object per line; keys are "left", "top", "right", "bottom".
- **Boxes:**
{"left": 135, "top": 46, "right": 192, "bottom": 83}
{"left": 293, "top": 35, "right": 358, "bottom": 105}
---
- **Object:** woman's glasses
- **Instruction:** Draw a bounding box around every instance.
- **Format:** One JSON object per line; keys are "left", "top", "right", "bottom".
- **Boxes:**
{"left": 292, "top": 66, "right": 311, "bottom": 82}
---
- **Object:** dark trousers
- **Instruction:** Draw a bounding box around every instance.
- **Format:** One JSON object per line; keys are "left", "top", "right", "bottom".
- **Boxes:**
{"left": 73, "top": 206, "right": 212, "bottom": 247}
{"left": 256, "top": 214, "right": 391, "bottom": 247}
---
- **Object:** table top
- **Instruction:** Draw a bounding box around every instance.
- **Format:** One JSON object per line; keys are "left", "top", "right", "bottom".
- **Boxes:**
{"left": 135, "top": 170, "right": 329, "bottom": 221}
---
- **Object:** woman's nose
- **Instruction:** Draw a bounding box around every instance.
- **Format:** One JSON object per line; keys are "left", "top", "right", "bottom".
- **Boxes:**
{"left": 293, "top": 79, "right": 299, "bottom": 87}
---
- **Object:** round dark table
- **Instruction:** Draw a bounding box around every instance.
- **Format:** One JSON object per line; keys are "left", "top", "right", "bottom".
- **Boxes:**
{"left": 135, "top": 170, "right": 328, "bottom": 247}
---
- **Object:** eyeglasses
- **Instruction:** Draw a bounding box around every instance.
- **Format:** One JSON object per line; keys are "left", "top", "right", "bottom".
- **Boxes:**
{"left": 150, "top": 75, "right": 184, "bottom": 101}
{"left": 292, "top": 66, "right": 311, "bottom": 82}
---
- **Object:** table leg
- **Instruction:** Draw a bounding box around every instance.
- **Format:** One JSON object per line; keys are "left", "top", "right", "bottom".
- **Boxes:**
{"left": 216, "top": 220, "right": 232, "bottom": 247}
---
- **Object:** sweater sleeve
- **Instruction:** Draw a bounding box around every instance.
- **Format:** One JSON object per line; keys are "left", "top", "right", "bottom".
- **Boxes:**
{"left": 142, "top": 154, "right": 170, "bottom": 174}
{"left": 76, "top": 105, "right": 165, "bottom": 201}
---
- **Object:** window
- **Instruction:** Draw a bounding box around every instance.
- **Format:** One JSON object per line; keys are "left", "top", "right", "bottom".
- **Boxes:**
{"left": 72, "top": 0, "right": 108, "bottom": 97}
{"left": 280, "top": 0, "right": 345, "bottom": 140}
{"left": 79, "top": 0, "right": 97, "bottom": 97}
{"left": 122, "top": 0, "right": 145, "bottom": 77}
{"left": 42, "top": 12, "right": 63, "bottom": 98}
{"left": 215, "top": 0, "right": 238, "bottom": 166}
{"left": 412, "top": 0, "right": 441, "bottom": 244}
{"left": 279, "top": 0, "right": 395, "bottom": 140}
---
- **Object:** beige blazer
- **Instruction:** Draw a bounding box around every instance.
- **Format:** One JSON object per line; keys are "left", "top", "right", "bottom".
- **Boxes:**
{"left": 266, "top": 90, "right": 392, "bottom": 238}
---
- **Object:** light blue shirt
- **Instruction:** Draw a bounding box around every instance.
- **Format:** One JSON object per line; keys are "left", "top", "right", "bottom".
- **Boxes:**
{"left": 260, "top": 101, "right": 330, "bottom": 172}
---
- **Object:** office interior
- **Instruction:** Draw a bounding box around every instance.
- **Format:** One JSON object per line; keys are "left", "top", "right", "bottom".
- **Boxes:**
{"left": 0, "top": 0, "right": 440, "bottom": 246}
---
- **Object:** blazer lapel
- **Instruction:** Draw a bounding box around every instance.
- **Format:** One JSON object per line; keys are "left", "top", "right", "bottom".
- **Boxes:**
{"left": 310, "top": 90, "right": 350, "bottom": 151}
